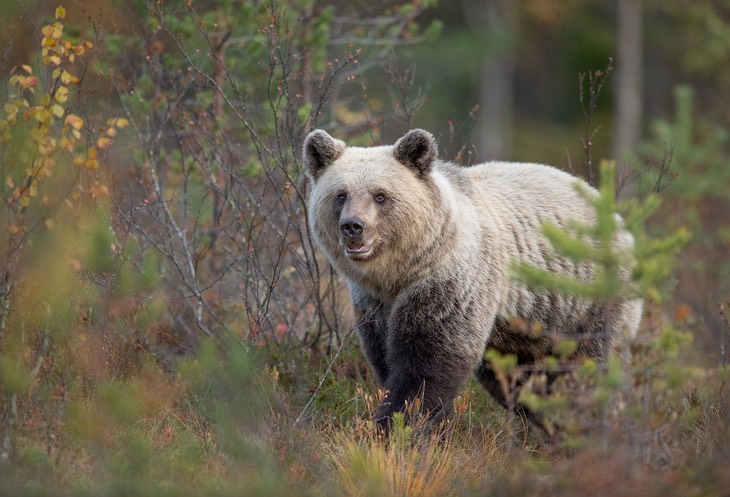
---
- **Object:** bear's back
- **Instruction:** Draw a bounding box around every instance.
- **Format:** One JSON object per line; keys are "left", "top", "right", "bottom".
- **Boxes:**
{"left": 465, "top": 161, "right": 594, "bottom": 214}
{"left": 451, "top": 161, "right": 607, "bottom": 332}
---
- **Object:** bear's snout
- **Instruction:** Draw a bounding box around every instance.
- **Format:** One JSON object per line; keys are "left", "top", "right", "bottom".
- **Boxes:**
{"left": 339, "top": 216, "right": 374, "bottom": 258}
{"left": 340, "top": 217, "right": 365, "bottom": 238}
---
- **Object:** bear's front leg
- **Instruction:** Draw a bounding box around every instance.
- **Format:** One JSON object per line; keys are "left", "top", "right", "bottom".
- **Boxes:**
{"left": 376, "top": 279, "right": 486, "bottom": 432}
{"left": 351, "top": 287, "right": 391, "bottom": 385}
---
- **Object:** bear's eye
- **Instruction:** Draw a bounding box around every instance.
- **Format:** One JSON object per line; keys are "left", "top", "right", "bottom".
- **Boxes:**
{"left": 335, "top": 192, "right": 347, "bottom": 205}
{"left": 374, "top": 193, "right": 386, "bottom": 203}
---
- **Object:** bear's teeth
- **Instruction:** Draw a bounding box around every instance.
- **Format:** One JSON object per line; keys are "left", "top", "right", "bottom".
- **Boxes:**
{"left": 345, "top": 242, "right": 371, "bottom": 254}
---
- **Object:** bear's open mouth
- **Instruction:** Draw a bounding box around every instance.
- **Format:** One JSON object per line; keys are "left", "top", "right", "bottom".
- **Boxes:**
{"left": 345, "top": 241, "right": 372, "bottom": 258}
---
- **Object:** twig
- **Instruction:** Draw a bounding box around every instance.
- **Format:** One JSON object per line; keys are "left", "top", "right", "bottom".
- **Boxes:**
{"left": 0, "top": 272, "right": 10, "bottom": 342}
{"left": 720, "top": 301, "right": 729, "bottom": 370}
{"left": 294, "top": 324, "right": 356, "bottom": 425}
{"left": 0, "top": 272, "right": 14, "bottom": 463}
{"left": 578, "top": 58, "right": 613, "bottom": 186}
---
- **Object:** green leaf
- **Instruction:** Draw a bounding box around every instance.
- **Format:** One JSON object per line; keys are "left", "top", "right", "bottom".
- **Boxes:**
{"left": 600, "top": 354, "right": 625, "bottom": 390}
{"left": 578, "top": 358, "right": 598, "bottom": 380}
{"left": 33, "top": 108, "right": 50, "bottom": 123}
{"left": 485, "top": 348, "right": 518, "bottom": 375}
{"left": 553, "top": 339, "right": 578, "bottom": 359}
{"left": 52, "top": 103, "right": 64, "bottom": 118}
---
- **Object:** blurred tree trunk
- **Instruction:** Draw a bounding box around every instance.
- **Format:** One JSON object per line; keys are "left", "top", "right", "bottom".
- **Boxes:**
{"left": 464, "top": 0, "right": 518, "bottom": 160}
{"left": 612, "top": 0, "right": 643, "bottom": 168}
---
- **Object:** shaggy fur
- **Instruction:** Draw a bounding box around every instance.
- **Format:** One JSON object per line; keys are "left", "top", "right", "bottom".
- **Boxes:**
{"left": 303, "top": 129, "right": 642, "bottom": 430}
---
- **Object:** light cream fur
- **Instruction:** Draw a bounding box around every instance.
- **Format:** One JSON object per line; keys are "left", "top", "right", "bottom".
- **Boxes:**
{"left": 305, "top": 129, "right": 642, "bottom": 396}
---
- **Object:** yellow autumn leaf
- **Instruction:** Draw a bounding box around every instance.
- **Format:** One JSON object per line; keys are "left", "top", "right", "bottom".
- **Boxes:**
{"left": 37, "top": 144, "right": 50, "bottom": 156}
{"left": 23, "top": 76, "right": 39, "bottom": 91}
{"left": 37, "top": 136, "right": 57, "bottom": 155}
{"left": 45, "top": 218, "right": 55, "bottom": 229}
{"left": 106, "top": 127, "right": 117, "bottom": 137}
{"left": 116, "top": 118, "right": 130, "bottom": 129}
{"left": 21, "top": 64, "right": 32, "bottom": 74}
{"left": 96, "top": 136, "right": 112, "bottom": 149}
{"left": 54, "top": 86, "right": 68, "bottom": 102}
{"left": 34, "top": 108, "right": 50, "bottom": 123}
{"left": 55, "top": 6, "right": 66, "bottom": 20}
{"left": 8, "top": 224, "right": 21, "bottom": 235}
{"left": 19, "top": 196, "right": 30, "bottom": 207}
{"left": 88, "top": 147, "right": 97, "bottom": 159}
{"left": 65, "top": 114, "right": 83, "bottom": 130}
{"left": 90, "top": 185, "right": 109, "bottom": 197}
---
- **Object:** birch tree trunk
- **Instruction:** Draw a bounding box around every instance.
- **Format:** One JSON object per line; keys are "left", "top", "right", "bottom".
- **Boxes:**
{"left": 464, "top": 0, "right": 518, "bottom": 160}
{"left": 612, "top": 0, "right": 643, "bottom": 167}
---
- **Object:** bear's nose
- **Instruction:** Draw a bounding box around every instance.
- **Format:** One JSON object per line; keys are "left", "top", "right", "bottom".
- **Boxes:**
{"left": 340, "top": 217, "right": 365, "bottom": 237}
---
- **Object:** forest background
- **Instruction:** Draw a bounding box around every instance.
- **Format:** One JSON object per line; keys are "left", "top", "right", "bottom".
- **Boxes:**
{"left": 1, "top": 0, "right": 729, "bottom": 496}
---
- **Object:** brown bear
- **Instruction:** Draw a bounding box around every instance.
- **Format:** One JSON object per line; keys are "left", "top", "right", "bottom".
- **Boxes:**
{"left": 303, "top": 128, "right": 642, "bottom": 431}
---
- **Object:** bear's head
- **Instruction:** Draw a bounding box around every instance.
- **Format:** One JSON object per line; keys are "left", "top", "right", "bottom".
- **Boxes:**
{"left": 303, "top": 129, "right": 445, "bottom": 288}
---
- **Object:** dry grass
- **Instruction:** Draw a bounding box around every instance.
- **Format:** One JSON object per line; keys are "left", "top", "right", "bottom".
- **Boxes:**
{"left": 325, "top": 411, "right": 510, "bottom": 497}
{"left": 330, "top": 434, "right": 455, "bottom": 497}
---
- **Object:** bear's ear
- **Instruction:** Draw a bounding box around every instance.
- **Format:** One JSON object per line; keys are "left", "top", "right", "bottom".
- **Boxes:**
{"left": 393, "top": 129, "right": 437, "bottom": 176}
{"left": 303, "top": 129, "right": 346, "bottom": 181}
